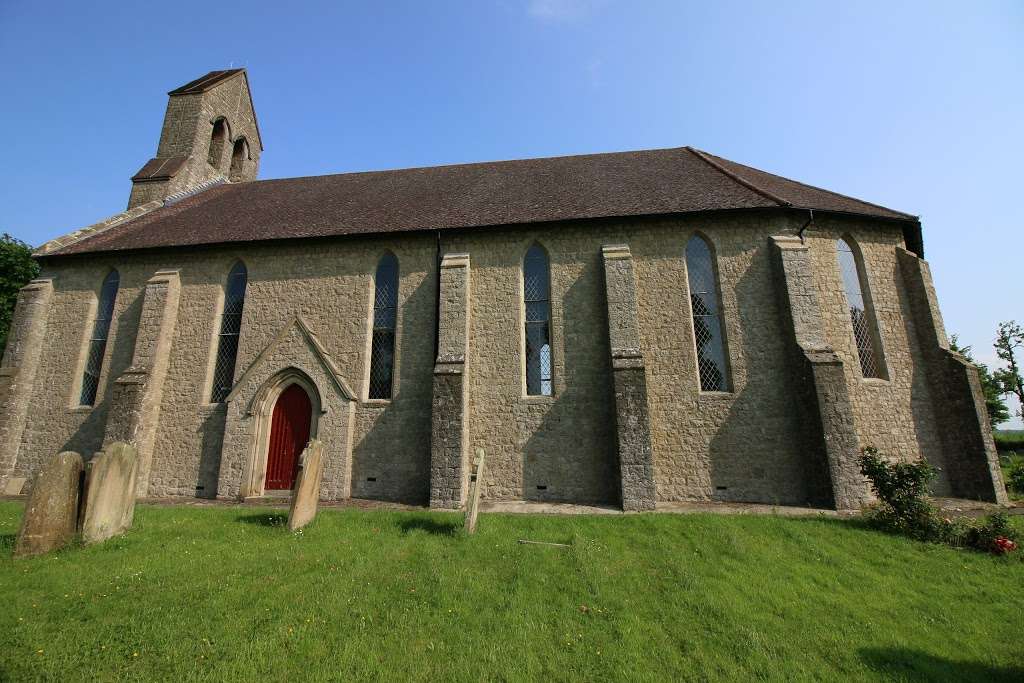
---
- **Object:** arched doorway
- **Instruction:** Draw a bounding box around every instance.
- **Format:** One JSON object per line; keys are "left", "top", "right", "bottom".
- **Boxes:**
{"left": 265, "top": 384, "right": 312, "bottom": 490}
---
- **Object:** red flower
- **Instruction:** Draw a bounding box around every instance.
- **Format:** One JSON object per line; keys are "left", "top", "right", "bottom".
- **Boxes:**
{"left": 993, "top": 537, "right": 1017, "bottom": 554}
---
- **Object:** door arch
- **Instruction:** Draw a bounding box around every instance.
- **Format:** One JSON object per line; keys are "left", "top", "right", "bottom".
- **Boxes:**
{"left": 265, "top": 383, "right": 312, "bottom": 490}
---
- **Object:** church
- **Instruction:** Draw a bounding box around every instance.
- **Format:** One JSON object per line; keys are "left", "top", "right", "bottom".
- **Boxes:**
{"left": 0, "top": 69, "right": 1007, "bottom": 510}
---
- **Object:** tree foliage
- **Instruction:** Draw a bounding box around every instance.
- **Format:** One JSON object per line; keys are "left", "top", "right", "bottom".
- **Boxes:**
{"left": 950, "top": 334, "right": 1010, "bottom": 428}
{"left": 993, "top": 321, "right": 1024, "bottom": 419}
{"left": 0, "top": 233, "right": 41, "bottom": 356}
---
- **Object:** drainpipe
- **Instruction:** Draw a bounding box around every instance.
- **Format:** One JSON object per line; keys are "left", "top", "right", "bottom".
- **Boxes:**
{"left": 798, "top": 209, "right": 814, "bottom": 243}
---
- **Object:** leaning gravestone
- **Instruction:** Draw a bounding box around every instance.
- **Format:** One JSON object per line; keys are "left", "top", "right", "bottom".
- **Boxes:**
{"left": 288, "top": 440, "right": 325, "bottom": 531}
{"left": 81, "top": 442, "right": 139, "bottom": 545}
{"left": 464, "top": 447, "right": 486, "bottom": 535}
{"left": 14, "top": 451, "right": 84, "bottom": 557}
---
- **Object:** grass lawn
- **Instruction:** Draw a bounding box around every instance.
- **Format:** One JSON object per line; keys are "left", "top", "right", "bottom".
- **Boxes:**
{"left": 1, "top": 502, "right": 1022, "bottom": 682}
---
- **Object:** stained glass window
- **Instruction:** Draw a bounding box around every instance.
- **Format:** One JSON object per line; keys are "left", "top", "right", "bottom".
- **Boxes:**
{"left": 836, "top": 238, "right": 884, "bottom": 378}
{"left": 369, "top": 253, "right": 399, "bottom": 399}
{"left": 524, "top": 244, "right": 552, "bottom": 396}
{"left": 210, "top": 262, "right": 247, "bottom": 402}
{"left": 685, "top": 236, "right": 730, "bottom": 392}
{"left": 80, "top": 270, "right": 120, "bottom": 406}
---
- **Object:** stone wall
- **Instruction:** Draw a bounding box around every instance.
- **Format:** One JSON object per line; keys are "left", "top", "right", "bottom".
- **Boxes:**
{"left": 7, "top": 212, "right": 1004, "bottom": 507}
{"left": 806, "top": 218, "right": 949, "bottom": 493}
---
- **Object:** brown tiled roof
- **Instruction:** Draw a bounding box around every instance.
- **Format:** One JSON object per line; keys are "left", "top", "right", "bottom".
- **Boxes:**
{"left": 167, "top": 69, "right": 245, "bottom": 96}
{"left": 45, "top": 147, "right": 918, "bottom": 257}
{"left": 130, "top": 156, "right": 188, "bottom": 182}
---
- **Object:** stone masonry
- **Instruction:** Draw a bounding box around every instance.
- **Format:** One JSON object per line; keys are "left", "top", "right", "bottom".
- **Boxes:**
{"left": 102, "top": 269, "right": 181, "bottom": 496}
{"left": 0, "top": 278, "right": 53, "bottom": 494}
{"left": 430, "top": 253, "right": 471, "bottom": 509}
{"left": 772, "top": 236, "right": 868, "bottom": 510}
{"left": 600, "top": 245, "right": 656, "bottom": 511}
{"left": 4, "top": 216, "right": 1008, "bottom": 511}
{"left": 896, "top": 249, "right": 1007, "bottom": 503}
{"left": 127, "top": 70, "right": 260, "bottom": 209}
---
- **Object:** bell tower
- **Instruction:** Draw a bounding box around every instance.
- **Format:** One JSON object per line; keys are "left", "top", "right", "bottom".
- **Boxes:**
{"left": 127, "top": 69, "right": 263, "bottom": 209}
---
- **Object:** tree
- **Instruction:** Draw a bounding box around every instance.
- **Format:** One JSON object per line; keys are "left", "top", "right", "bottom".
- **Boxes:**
{"left": 950, "top": 335, "right": 1010, "bottom": 428}
{"left": 0, "top": 233, "right": 41, "bottom": 356}
{"left": 993, "top": 321, "right": 1024, "bottom": 420}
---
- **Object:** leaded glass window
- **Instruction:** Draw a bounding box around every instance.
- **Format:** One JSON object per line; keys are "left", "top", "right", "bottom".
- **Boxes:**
{"left": 685, "top": 236, "right": 730, "bottom": 392}
{"left": 368, "top": 253, "right": 398, "bottom": 399}
{"left": 210, "top": 262, "right": 247, "bottom": 402}
{"left": 836, "top": 238, "right": 884, "bottom": 378}
{"left": 80, "top": 270, "right": 120, "bottom": 406}
{"left": 524, "top": 244, "right": 552, "bottom": 396}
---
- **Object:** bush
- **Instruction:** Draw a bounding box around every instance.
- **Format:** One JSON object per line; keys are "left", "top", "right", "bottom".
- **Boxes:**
{"left": 962, "top": 512, "right": 1018, "bottom": 554}
{"left": 857, "top": 447, "right": 943, "bottom": 541}
{"left": 1008, "top": 462, "right": 1024, "bottom": 494}
{"left": 857, "top": 446, "right": 1017, "bottom": 554}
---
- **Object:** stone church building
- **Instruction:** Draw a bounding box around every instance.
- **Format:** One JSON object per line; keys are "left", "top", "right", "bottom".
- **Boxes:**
{"left": 0, "top": 69, "right": 1007, "bottom": 510}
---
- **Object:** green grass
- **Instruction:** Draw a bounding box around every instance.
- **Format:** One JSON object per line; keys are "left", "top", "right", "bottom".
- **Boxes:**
{"left": 1, "top": 502, "right": 1022, "bottom": 682}
{"left": 994, "top": 430, "right": 1024, "bottom": 452}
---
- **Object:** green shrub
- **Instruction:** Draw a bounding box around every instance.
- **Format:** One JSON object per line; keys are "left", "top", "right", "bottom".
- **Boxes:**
{"left": 857, "top": 447, "right": 943, "bottom": 541}
{"left": 857, "top": 446, "right": 1018, "bottom": 554}
{"left": 1009, "top": 462, "right": 1024, "bottom": 494}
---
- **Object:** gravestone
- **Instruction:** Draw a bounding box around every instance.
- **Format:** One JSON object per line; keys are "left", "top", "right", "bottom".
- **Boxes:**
{"left": 14, "top": 451, "right": 83, "bottom": 557}
{"left": 288, "top": 440, "right": 325, "bottom": 531}
{"left": 464, "top": 447, "right": 486, "bottom": 534}
{"left": 81, "top": 442, "right": 139, "bottom": 545}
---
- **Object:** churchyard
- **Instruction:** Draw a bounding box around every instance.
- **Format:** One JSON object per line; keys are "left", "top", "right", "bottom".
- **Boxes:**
{"left": 1, "top": 501, "right": 1021, "bottom": 681}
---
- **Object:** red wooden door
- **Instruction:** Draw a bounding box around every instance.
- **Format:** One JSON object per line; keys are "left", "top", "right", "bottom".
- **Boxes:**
{"left": 265, "top": 384, "right": 312, "bottom": 490}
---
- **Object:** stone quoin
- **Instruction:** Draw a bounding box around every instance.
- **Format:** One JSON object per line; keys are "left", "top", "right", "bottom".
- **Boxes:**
{"left": 0, "top": 69, "right": 1007, "bottom": 512}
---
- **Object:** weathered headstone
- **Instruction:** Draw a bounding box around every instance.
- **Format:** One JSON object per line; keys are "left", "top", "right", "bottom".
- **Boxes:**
{"left": 81, "top": 442, "right": 139, "bottom": 545}
{"left": 464, "top": 447, "right": 486, "bottom": 534}
{"left": 288, "top": 440, "right": 325, "bottom": 531}
{"left": 14, "top": 451, "right": 83, "bottom": 557}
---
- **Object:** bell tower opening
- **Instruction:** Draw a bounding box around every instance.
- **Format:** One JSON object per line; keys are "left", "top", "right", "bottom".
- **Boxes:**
{"left": 127, "top": 68, "right": 263, "bottom": 209}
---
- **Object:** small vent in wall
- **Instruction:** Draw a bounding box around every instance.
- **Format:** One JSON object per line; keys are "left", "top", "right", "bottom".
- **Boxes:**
{"left": 536, "top": 485, "right": 548, "bottom": 491}
{"left": 366, "top": 477, "right": 377, "bottom": 482}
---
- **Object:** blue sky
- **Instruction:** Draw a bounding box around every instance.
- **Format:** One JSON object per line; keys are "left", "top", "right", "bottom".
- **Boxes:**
{"left": 1, "top": 0, "right": 1021, "bottom": 424}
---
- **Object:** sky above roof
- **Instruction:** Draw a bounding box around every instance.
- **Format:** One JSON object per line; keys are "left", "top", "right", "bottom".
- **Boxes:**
{"left": 0, "top": 0, "right": 1021, "bottom": 424}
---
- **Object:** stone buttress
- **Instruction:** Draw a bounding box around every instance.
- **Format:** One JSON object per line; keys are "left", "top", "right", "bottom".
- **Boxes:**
{"left": 102, "top": 269, "right": 182, "bottom": 497}
{"left": 600, "top": 245, "right": 656, "bottom": 511}
{"left": 896, "top": 249, "right": 1007, "bottom": 503}
{"left": 430, "top": 253, "right": 471, "bottom": 509}
{"left": 771, "top": 236, "right": 869, "bottom": 510}
{"left": 0, "top": 278, "right": 54, "bottom": 493}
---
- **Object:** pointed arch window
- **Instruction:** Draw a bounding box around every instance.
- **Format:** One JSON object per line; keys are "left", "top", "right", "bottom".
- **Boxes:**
{"left": 685, "top": 236, "right": 730, "bottom": 392}
{"left": 207, "top": 118, "right": 228, "bottom": 169}
{"left": 368, "top": 253, "right": 399, "bottom": 399}
{"left": 524, "top": 244, "right": 553, "bottom": 396}
{"left": 210, "top": 262, "right": 247, "bottom": 402}
{"left": 80, "top": 270, "right": 120, "bottom": 406}
{"left": 229, "top": 138, "right": 248, "bottom": 182}
{"left": 836, "top": 238, "right": 885, "bottom": 378}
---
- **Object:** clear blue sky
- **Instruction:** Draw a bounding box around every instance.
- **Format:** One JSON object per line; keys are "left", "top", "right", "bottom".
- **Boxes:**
{"left": 1, "top": 0, "right": 1021, "bottom": 424}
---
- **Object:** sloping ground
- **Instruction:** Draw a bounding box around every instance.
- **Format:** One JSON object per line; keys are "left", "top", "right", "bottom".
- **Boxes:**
{"left": 0, "top": 502, "right": 1021, "bottom": 681}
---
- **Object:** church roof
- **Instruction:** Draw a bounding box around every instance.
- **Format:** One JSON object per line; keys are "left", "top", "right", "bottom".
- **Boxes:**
{"left": 42, "top": 146, "right": 918, "bottom": 257}
{"left": 167, "top": 69, "right": 246, "bottom": 96}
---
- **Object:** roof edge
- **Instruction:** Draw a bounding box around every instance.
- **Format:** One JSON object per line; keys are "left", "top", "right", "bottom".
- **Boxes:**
{"left": 38, "top": 204, "right": 920, "bottom": 261}
{"left": 685, "top": 147, "right": 792, "bottom": 207}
